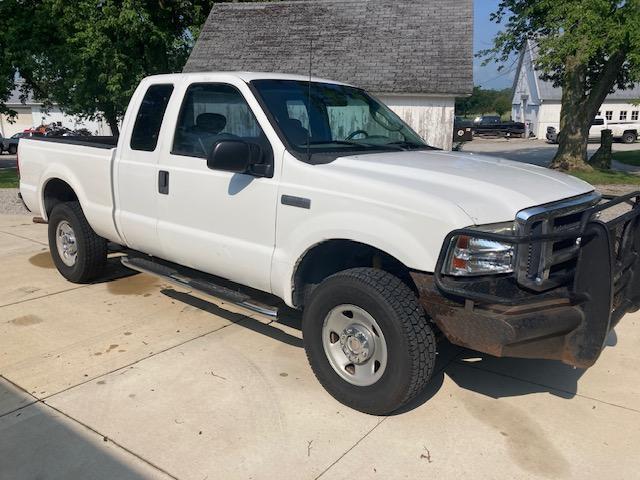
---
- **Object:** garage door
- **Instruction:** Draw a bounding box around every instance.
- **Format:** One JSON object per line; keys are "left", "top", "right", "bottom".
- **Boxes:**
{"left": 1, "top": 107, "right": 34, "bottom": 137}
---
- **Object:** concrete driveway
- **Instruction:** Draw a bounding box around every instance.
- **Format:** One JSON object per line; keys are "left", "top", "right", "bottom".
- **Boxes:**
{"left": 1, "top": 214, "right": 639, "bottom": 479}
{"left": 464, "top": 138, "right": 640, "bottom": 170}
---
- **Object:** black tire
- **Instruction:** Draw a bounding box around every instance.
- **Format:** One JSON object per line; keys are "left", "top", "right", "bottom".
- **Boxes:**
{"left": 48, "top": 201, "right": 107, "bottom": 283}
{"left": 622, "top": 132, "right": 637, "bottom": 144}
{"left": 8, "top": 144, "right": 17, "bottom": 155}
{"left": 302, "top": 268, "right": 436, "bottom": 415}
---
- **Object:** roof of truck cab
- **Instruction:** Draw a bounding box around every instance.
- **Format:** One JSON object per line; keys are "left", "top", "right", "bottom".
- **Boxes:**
{"left": 144, "top": 71, "right": 353, "bottom": 87}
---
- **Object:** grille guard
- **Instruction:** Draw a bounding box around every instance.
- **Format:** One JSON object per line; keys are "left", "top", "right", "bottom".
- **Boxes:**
{"left": 435, "top": 191, "right": 640, "bottom": 307}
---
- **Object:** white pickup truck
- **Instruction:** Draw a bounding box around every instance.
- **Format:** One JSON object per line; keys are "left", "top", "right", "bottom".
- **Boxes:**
{"left": 18, "top": 72, "right": 640, "bottom": 414}
{"left": 547, "top": 115, "right": 639, "bottom": 144}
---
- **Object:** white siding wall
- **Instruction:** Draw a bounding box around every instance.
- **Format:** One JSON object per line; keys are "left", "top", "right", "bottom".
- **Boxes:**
{"left": 0, "top": 107, "right": 34, "bottom": 137}
{"left": 378, "top": 95, "right": 455, "bottom": 150}
{"left": 536, "top": 102, "right": 562, "bottom": 138}
{"left": 596, "top": 102, "right": 640, "bottom": 124}
{"left": 31, "top": 106, "right": 110, "bottom": 135}
{"left": 1, "top": 106, "right": 110, "bottom": 138}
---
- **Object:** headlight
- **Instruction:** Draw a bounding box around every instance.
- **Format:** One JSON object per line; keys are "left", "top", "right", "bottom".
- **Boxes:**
{"left": 442, "top": 222, "right": 516, "bottom": 276}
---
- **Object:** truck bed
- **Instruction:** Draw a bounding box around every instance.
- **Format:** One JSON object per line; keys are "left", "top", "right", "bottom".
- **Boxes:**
{"left": 18, "top": 136, "right": 122, "bottom": 244}
{"left": 27, "top": 135, "right": 118, "bottom": 149}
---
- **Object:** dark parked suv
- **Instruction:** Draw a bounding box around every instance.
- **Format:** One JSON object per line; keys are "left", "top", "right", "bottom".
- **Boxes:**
{"left": 1, "top": 132, "right": 42, "bottom": 154}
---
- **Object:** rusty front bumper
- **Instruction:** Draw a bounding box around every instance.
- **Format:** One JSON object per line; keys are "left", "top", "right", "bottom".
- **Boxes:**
{"left": 412, "top": 192, "right": 640, "bottom": 369}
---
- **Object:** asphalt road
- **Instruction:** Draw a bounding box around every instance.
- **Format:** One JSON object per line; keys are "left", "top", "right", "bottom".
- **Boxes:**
{"left": 0, "top": 154, "right": 17, "bottom": 170}
{"left": 463, "top": 138, "right": 640, "bottom": 170}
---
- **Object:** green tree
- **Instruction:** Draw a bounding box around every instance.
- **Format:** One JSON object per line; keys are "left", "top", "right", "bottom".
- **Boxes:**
{"left": 482, "top": 0, "right": 640, "bottom": 171}
{"left": 493, "top": 89, "right": 512, "bottom": 118}
{"left": 456, "top": 87, "right": 514, "bottom": 118}
{"left": 456, "top": 87, "right": 499, "bottom": 117}
{"left": 0, "top": 0, "right": 249, "bottom": 135}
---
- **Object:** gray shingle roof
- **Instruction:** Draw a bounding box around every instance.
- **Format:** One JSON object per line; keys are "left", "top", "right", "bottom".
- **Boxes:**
{"left": 537, "top": 77, "right": 640, "bottom": 101}
{"left": 184, "top": 0, "right": 473, "bottom": 96}
{"left": 527, "top": 42, "right": 640, "bottom": 101}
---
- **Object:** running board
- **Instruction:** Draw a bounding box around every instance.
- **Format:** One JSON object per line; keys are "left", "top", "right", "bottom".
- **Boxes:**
{"left": 121, "top": 256, "right": 279, "bottom": 321}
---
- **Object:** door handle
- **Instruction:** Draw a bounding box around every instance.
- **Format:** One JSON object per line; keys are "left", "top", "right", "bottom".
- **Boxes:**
{"left": 158, "top": 170, "right": 169, "bottom": 195}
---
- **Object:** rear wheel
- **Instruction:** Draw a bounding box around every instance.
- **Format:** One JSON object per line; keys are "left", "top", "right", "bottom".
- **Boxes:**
{"left": 48, "top": 202, "right": 107, "bottom": 283}
{"left": 302, "top": 268, "right": 436, "bottom": 415}
{"left": 622, "top": 132, "right": 637, "bottom": 144}
{"left": 8, "top": 144, "right": 17, "bottom": 155}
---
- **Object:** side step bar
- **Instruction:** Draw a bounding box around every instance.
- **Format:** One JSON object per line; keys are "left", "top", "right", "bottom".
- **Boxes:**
{"left": 121, "top": 256, "right": 278, "bottom": 321}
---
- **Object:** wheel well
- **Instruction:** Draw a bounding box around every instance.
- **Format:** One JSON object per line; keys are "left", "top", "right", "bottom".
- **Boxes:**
{"left": 623, "top": 130, "right": 637, "bottom": 136}
{"left": 43, "top": 179, "right": 78, "bottom": 217}
{"left": 292, "top": 240, "right": 416, "bottom": 308}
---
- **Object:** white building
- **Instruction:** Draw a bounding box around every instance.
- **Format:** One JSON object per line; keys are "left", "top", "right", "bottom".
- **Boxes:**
{"left": 184, "top": 0, "right": 474, "bottom": 150}
{"left": 512, "top": 40, "right": 640, "bottom": 139}
{"left": 0, "top": 82, "right": 110, "bottom": 138}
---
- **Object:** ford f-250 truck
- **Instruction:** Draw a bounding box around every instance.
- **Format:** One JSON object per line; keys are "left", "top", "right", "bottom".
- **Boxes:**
{"left": 18, "top": 72, "right": 640, "bottom": 414}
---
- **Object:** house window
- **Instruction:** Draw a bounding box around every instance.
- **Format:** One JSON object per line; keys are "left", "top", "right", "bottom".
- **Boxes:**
{"left": 597, "top": 111, "right": 601, "bottom": 116}
{"left": 632, "top": 111, "right": 639, "bottom": 121}
{"left": 620, "top": 111, "right": 628, "bottom": 121}
{"left": 605, "top": 111, "right": 613, "bottom": 121}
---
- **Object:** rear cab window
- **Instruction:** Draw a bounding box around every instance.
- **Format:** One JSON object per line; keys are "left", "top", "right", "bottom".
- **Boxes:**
{"left": 130, "top": 84, "right": 174, "bottom": 152}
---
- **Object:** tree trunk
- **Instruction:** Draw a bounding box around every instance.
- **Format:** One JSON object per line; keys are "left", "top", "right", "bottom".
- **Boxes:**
{"left": 550, "top": 60, "right": 592, "bottom": 171}
{"left": 550, "top": 49, "right": 627, "bottom": 172}
{"left": 105, "top": 113, "right": 120, "bottom": 137}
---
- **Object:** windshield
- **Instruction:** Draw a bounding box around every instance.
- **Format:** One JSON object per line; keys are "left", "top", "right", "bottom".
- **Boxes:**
{"left": 251, "top": 80, "right": 434, "bottom": 159}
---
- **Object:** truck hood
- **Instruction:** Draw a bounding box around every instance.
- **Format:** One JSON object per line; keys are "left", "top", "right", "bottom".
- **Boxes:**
{"left": 330, "top": 149, "right": 594, "bottom": 224}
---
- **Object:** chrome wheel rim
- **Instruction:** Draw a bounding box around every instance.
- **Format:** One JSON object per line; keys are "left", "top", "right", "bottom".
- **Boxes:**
{"left": 322, "top": 304, "right": 388, "bottom": 387}
{"left": 55, "top": 220, "right": 78, "bottom": 267}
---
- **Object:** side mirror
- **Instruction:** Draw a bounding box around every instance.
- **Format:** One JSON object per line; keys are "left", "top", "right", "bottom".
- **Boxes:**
{"left": 207, "top": 140, "right": 262, "bottom": 174}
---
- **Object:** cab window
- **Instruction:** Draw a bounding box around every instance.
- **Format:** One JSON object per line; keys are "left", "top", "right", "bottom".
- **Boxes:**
{"left": 130, "top": 84, "right": 174, "bottom": 152}
{"left": 172, "top": 83, "right": 271, "bottom": 161}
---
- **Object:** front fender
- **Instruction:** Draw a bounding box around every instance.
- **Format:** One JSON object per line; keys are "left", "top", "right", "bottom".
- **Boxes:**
{"left": 270, "top": 209, "right": 460, "bottom": 306}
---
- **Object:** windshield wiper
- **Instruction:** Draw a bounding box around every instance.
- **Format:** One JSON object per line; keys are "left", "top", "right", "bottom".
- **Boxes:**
{"left": 386, "top": 141, "right": 437, "bottom": 150}
{"left": 307, "top": 140, "right": 367, "bottom": 147}
{"left": 308, "top": 140, "right": 408, "bottom": 151}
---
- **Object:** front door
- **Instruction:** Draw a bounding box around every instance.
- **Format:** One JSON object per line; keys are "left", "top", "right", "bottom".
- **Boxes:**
{"left": 156, "top": 82, "right": 279, "bottom": 293}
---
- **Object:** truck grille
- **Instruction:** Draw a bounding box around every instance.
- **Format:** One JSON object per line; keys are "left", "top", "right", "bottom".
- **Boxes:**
{"left": 515, "top": 192, "right": 602, "bottom": 291}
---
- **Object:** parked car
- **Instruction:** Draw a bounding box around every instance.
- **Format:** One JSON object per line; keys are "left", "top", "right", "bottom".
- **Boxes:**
{"left": 547, "top": 116, "right": 639, "bottom": 144}
{"left": 18, "top": 72, "right": 640, "bottom": 415}
{"left": 473, "top": 115, "right": 527, "bottom": 137}
{"left": 2, "top": 131, "right": 43, "bottom": 155}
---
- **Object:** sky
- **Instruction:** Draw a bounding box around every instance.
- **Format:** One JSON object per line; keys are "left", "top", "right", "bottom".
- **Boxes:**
{"left": 474, "top": 0, "right": 516, "bottom": 90}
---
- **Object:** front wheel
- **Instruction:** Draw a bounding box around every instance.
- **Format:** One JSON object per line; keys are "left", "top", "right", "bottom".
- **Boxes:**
{"left": 8, "top": 144, "right": 17, "bottom": 155}
{"left": 48, "top": 202, "right": 107, "bottom": 283}
{"left": 622, "top": 132, "right": 637, "bottom": 144}
{"left": 302, "top": 268, "right": 436, "bottom": 415}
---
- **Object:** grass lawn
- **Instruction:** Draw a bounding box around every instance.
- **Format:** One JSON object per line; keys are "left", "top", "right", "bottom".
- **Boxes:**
{"left": 612, "top": 150, "right": 640, "bottom": 166}
{"left": 570, "top": 168, "right": 640, "bottom": 185}
{"left": 0, "top": 168, "right": 19, "bottom": 188}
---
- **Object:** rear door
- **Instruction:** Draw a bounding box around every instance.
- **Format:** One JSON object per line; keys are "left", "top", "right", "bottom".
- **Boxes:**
{"left": 155, "top": 80, "right": 279, "bottom": 293}
{"left": 115, "top": 82, "right": 174, "bottom": 255}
